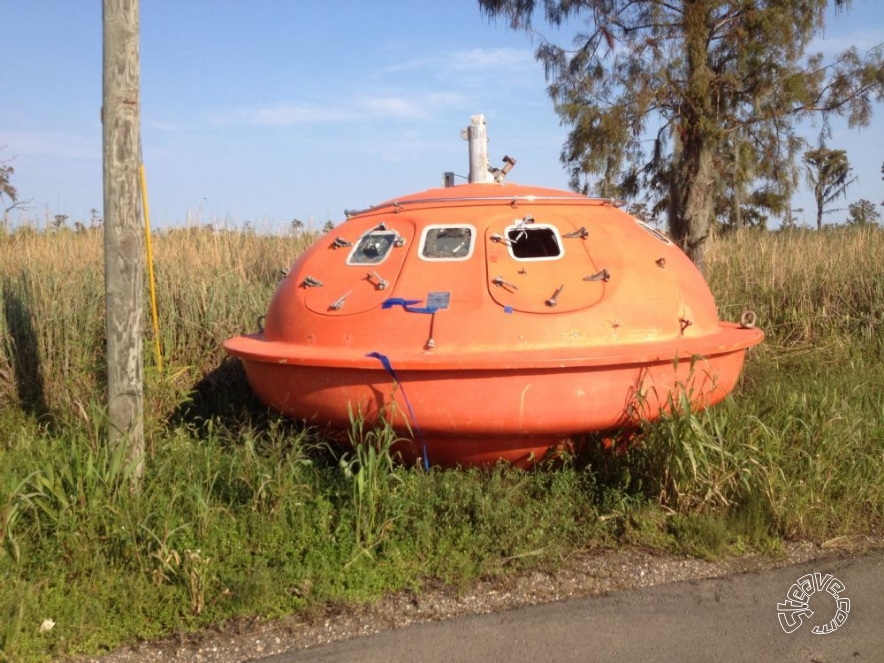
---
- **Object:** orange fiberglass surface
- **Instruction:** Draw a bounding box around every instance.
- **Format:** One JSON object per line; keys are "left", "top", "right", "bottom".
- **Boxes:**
{"left": 224, "top": 119, "right": 763, "bottom": 467}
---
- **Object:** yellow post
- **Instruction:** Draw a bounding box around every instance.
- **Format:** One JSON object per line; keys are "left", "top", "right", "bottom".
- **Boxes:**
{"left": 139, "top": 163, "right": 163, "bottom": 373}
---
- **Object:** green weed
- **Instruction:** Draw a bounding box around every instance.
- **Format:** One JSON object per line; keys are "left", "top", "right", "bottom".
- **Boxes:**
{"left": 341, "top": 409, "right": 406, "bottom": 559}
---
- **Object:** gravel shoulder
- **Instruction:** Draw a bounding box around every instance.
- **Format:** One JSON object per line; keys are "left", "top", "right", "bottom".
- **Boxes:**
{"left": 77, "top": 535, "right": 884, "bottom": 663}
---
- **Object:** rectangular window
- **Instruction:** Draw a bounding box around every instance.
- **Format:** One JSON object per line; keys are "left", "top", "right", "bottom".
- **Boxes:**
{"left": 346, "top": 230, "right": 397, "bottom": 265}
{"left": 506, "top": 225, "right": 563, "bottom": 260}
{"left": 419, "top": 225, "right": 475, "bottom": 261}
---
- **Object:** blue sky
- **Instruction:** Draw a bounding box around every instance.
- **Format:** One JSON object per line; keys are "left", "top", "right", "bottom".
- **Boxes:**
{"left": 2, "top": 1, "right": 883, "bottom": 231}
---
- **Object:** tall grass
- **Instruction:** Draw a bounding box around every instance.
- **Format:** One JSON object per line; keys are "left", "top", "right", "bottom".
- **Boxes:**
{"left": 0, "top": 223, "right": 883, "bottom": 660}
{"left": 0, "top": 226, "right": 314, "bottom": 436}
{"left": 706, "top": 225, "right": 884, "bottom": 346}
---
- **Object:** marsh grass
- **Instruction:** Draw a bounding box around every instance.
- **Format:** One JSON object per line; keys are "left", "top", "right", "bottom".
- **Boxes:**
{"left": 706, "top": 225, "right": 884, "bottom": 346}
{"left": 1, "top": 223, "right": 883, "bottom": 660}
{"left": 0, "top": 226, "right": 314, "bottom": 434}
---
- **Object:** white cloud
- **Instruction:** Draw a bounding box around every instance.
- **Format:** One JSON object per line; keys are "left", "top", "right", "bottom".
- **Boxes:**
{"left": 373, "top": 55, "right": 436, "bottom": 76}
{"left": 373, "top": 46, "right": 535, "bottom": 80}
{"left": 447, "top": 46, "right": 536, "bottom": 72}
{"left": 428, "top": 91, "right": 466, "bottom": 107}
{"left": 355, "top": 96, "right": 428, "bottom": 119}
{"left": 215, "top": 103, "right": 354, "bottom": 127}
{"left": 143, "top": 118, "right": 190, "bottom": 133}
{"left": 212, "top": 91, "right": 467, "bottom": 127}
{"left": 203, "top": 43, "right": 539, "bottom": 131}
{"left": 3, "top": 130, "right": 99, "bottom": 160}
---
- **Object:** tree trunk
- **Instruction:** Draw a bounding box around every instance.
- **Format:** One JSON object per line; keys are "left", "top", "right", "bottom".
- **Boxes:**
{"left": 669, "top": 139, "right": 715, "bottom": 275}
{"left": 668, "top": 0, "right": 716, "bottom": 275}
{"left": 103, "top": 0, "right": 144, "bottom": 486}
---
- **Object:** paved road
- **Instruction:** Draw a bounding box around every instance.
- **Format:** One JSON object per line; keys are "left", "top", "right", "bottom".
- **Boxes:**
{"left": 261, "top": 551, "right": 884, "bottom": 663}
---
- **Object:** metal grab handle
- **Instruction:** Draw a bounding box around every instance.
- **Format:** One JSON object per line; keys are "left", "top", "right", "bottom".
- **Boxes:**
{"left": 329, "top": 290, "right": 352, "bottom": 311}
{"left": 491, "top": 233, "right": 515, "bottom": 246}
{"left": 333, "top": 237, "right": 352, "bottom": 248}
{"left": 546, "top": 284, "right": 564, "bottom": 307}
{"left": 302, "top": 275, "right": 324, "bottom": 288}
{"left": 492, "top": 276, "right": 519, "bottom": 290}
{"left": 505, "top": 215, "right": 534, "bottom": 244}
{"left": 367, "top": 271, "right": 388, "bottom": 290}
{"left": 584, "top": 269, "right": 610, "bottom": 282}
{"left": 563, "top": 227, "right": 588, "bottom": 239}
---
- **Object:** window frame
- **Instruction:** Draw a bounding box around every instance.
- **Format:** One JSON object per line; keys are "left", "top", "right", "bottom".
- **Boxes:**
{"left": 502, "top": 222, "right": 565, "bottom": 261}
{"left": 417, "top": 224, "right": 477, "bottom": 262}
{"left": 345, "top": 229, "right": 400, "bottom": 266}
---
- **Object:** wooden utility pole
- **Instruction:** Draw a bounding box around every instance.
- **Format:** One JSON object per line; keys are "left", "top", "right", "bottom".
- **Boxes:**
{"left": 103, "top": 0, "right": 144, "bottom": 484}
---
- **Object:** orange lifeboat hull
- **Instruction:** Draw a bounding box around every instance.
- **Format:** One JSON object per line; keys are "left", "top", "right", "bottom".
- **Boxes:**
{"left": 224, "top": 182, "right": 762, "bottom": 467}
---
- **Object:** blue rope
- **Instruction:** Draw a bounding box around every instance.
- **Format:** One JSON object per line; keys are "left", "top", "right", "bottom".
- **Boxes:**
{"left": 366, "top": 351, "right": 430, "bottom": 470}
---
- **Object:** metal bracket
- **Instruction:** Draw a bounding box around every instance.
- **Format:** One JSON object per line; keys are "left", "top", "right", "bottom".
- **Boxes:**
{"left": 546, "top": 285, "right": 564, "bottom": 307}
{"left": 584, "top": 269, "right": 611, "bottom": 282}
{"left": 492, "top": 276, "right": 519, "bottom": 290}
{"left": 367, "top": 271, "right": 388, "bottom": 290}
{"left": 329, "top": 291, "right": 352, "bottom": 311}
